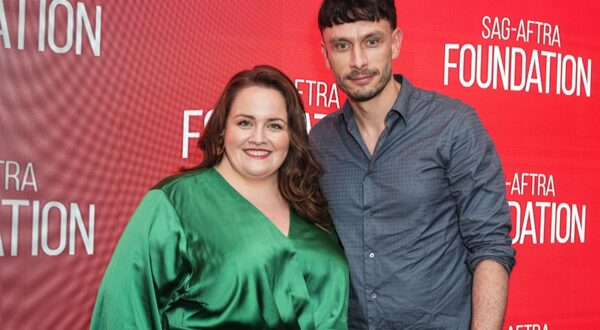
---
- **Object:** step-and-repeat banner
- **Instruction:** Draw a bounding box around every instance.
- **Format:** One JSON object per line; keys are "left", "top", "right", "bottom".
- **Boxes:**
{"left": 1, "top": 1, "right": 598, "bottom": 329}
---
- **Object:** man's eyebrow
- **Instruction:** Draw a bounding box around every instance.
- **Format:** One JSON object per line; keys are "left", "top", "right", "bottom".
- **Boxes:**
{"left": 362, "top": 31, "right": 385, "bottom": 39}
{"left": 328, "top": 36, "right": 349, "bottom": 45}
{"left": 328, "top": 30, "right": 385, "bottom": 44}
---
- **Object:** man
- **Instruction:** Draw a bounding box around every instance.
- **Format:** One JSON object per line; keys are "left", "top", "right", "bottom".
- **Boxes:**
{"left": 309, "top": 0, "right": 516, "bottom": 329}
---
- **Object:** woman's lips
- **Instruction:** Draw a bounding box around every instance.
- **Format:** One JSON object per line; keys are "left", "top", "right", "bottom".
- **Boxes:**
{"left": 244, "top": 149, "right": 271, "bottom": 159}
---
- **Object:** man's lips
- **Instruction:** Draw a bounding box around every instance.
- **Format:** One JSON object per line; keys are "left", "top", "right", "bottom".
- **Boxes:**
{"left": 346, "top": 69, "right": 378, "bottom": 86}
{"left": 244, "top": 149, "right": 271, "bottom": 159}
{"left": 349, "top": 75, "right": 374, "bottom": 85}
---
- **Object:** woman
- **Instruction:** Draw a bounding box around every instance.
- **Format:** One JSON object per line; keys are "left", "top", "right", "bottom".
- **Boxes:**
{"left": 91, "top": 65, "right": 349, "bottom": 329}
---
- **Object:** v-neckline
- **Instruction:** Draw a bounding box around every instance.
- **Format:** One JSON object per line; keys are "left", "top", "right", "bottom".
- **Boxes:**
{"left": 211, "top": 168, "right": 293, "bottom": 238}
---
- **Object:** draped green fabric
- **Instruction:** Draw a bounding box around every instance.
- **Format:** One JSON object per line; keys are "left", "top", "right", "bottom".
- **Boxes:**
{"left": 91, "top": 168, "right": 349, "bottom": 329}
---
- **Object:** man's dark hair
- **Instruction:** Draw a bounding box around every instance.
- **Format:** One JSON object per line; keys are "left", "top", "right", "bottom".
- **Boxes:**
{"left": 318, "top": 0, "right": 397, "bottom": 32}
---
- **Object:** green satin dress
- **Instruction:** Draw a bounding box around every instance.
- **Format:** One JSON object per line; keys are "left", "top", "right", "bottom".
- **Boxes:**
{"left": 91, "top": 168, "right": 349, "bottom": 329}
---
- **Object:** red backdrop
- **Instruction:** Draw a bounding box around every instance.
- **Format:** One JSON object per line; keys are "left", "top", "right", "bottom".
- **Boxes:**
{"left": 1, "top": 1, "right": 598, "bottom": 329}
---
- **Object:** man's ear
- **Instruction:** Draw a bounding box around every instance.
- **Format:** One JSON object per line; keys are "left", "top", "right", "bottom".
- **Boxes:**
{"left": 321, "top": 40, "right": 332, "bottom": 69}
{"left": 391, "top": 28, "right": 403, "bottom": 59}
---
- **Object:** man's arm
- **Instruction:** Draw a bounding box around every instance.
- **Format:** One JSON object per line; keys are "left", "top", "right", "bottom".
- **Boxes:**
{"left": 444, "top": 107, "right": 516, "bottom": 329}
{"left": 471, "top": 259, "right": 510, "bottom": 330}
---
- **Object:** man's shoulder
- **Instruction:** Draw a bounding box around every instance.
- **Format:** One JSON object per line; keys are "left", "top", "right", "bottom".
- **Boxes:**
{"left": 411, "top": 84, "right": 471, "bottom": 112}
{"left": 309, "top": 109, "right": 342, "bottom": 139}
{"left": 405, "top": 82, "right": 475, "bottom": 124}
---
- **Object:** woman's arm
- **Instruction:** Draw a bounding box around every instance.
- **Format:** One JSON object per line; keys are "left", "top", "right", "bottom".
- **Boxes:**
{"left": 90, "top": 190, "right": 190, "bottom": 330}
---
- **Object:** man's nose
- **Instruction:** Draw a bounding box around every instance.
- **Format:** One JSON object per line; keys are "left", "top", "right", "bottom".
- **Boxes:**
{"left": 350, "top": 46, "right": 367, "bottom": 69}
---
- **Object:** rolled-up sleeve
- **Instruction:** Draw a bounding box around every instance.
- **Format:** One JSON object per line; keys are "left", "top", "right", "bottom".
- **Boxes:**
{"left": 446, "top": 107, "right": 516, "bottom": 275}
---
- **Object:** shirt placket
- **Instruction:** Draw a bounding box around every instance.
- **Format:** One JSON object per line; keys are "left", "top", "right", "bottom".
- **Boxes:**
{"left": 363, "top": 127, "right": 389, "bottom": 330}
{"left": 363, "top": 166, "right": 378, "bottom": 329}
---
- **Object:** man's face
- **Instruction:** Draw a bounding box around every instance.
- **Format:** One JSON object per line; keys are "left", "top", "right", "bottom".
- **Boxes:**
{"left": 321, "top": 20, "right": 401, "bottom": 102}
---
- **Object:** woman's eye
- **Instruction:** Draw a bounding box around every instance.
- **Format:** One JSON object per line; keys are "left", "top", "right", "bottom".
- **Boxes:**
{"left": 268, "top": 123, "right": 283, "bottom": 130}
{"left": 238, "top": 120, "right": 252, "bottom": 127}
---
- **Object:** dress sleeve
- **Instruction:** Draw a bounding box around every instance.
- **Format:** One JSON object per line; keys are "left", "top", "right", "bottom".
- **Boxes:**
{"left": 90, "top": 190, "right": 191, "bottom": 330}
{"left": 446, "top": 108, "right": 516, "bottom": 275}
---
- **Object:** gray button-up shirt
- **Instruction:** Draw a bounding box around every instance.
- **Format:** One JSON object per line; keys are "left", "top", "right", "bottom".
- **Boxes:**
{"left": 309, "top": 75, "right": 516, "bottom": 330}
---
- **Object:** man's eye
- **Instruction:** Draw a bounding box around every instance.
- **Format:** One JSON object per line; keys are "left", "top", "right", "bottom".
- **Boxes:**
{"left": 335, "top": 42, "right": 350, "bottom": 51}
{"left": 366, "top": 39, "right": 380, "bottom": 47}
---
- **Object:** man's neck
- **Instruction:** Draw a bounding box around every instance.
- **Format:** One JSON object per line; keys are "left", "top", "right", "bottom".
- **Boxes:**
{"left": 348, "top": 78, "right": 401, "bottom": 138}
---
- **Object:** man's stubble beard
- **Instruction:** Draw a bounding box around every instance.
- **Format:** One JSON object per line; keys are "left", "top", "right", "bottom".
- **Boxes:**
{"left": 336, "top": 60, "right": 393, "bottom": 103}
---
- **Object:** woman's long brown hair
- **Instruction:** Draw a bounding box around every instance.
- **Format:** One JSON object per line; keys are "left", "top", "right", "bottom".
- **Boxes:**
{"left": 184, "top": 65, "right": 331, "bottom": 229}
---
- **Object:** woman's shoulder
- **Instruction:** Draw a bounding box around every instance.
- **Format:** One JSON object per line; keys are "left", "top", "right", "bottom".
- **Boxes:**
{"left": 143, "top": 167, "right": 230, "bottom": 221}
{"left": 152, "top": 167, "right": 217, "bottom": 194}
{"left": 126, "top": 168, "right": 219, "bottom": 232}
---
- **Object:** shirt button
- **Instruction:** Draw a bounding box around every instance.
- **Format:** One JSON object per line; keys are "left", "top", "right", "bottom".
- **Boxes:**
{"left": 366, "top": 170, "right": 373, "bottom": 176}
{"left": 367, "top": 212, "right": 374, "bottom": 218}
{"left": 371, "top": 293, "right": 377, "bottom": 299}
{"left": 369, "top": 252, "right": 375, "bottom": 258}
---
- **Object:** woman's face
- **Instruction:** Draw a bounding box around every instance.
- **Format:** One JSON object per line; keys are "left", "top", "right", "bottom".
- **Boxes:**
{"left": 219, "top": 86, "right": 290, "bottom": 183}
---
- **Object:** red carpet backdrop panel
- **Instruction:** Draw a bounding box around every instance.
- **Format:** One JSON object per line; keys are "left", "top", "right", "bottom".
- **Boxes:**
{"left": 0, "top": 0, "right": 598, "bottom": 329}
